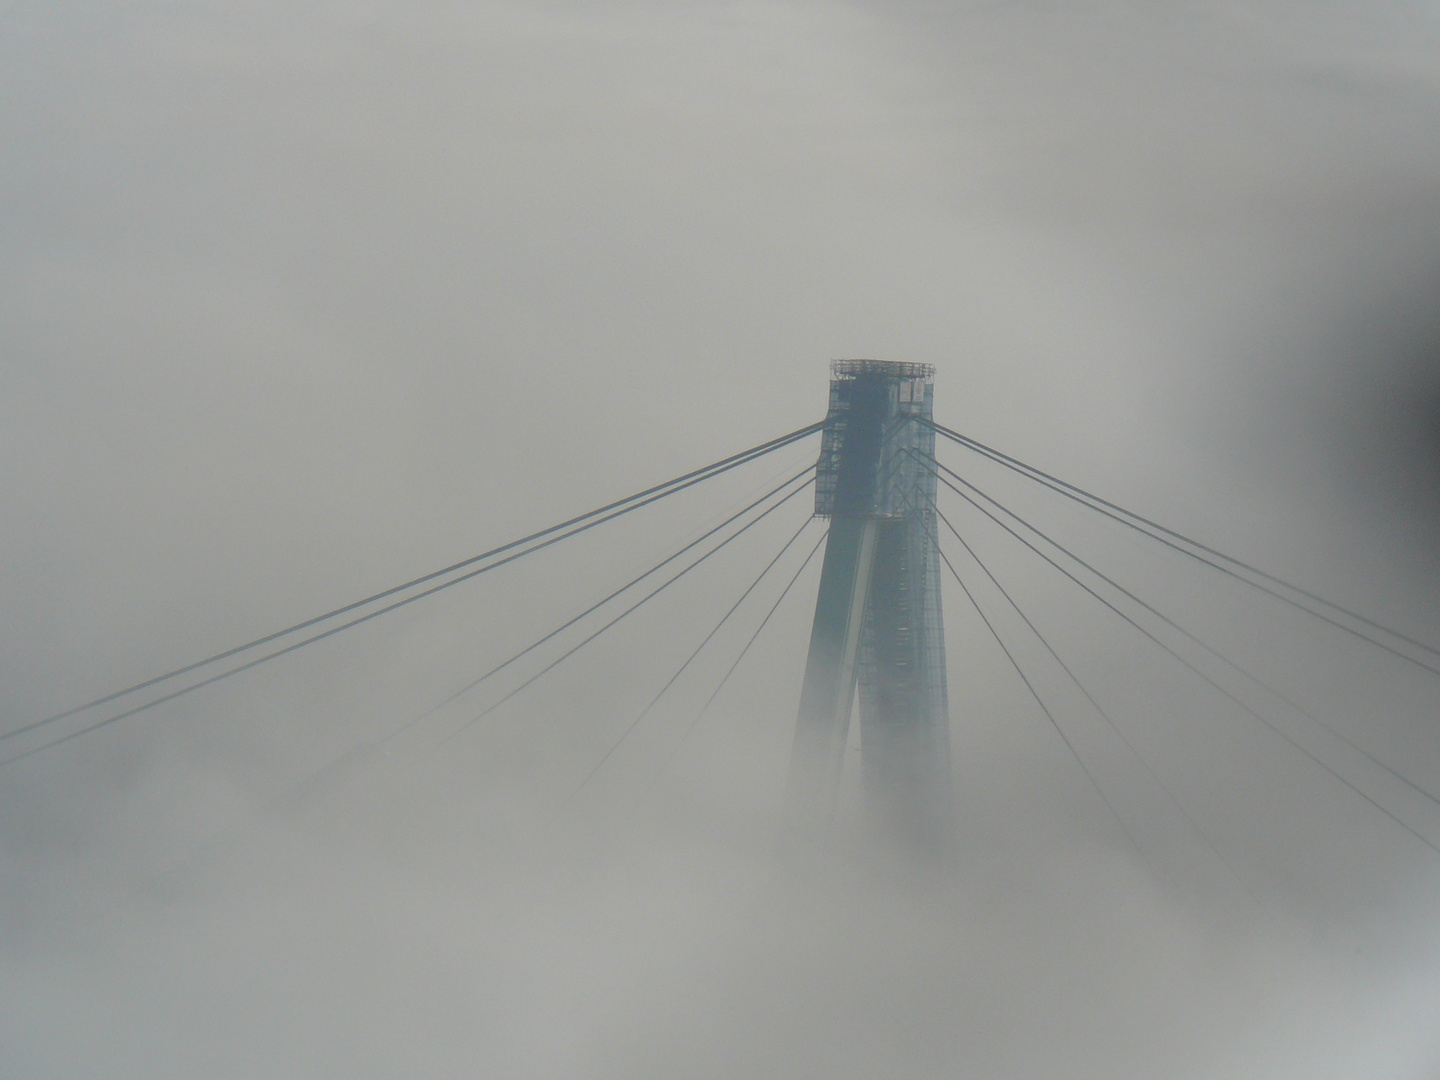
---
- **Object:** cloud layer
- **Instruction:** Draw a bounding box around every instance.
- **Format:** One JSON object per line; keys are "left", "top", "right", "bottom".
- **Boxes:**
{"left": 4, "top": 2, "right": 1440, "bottom": 1076}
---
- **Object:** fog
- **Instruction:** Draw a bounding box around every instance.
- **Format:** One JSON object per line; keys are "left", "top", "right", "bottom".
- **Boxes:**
{"left": 4, "top": 1, "right": 1440, "bottom": 1076}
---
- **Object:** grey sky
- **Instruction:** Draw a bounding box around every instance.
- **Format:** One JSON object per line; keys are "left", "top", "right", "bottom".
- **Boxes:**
{"left": 4, "top": 2, "right": 1440, "bottom": 1077}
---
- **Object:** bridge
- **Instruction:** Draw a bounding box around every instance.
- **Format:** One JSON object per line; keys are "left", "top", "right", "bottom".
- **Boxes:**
{"left": 6, "top": 359, "right": 1440, "bottom": 895}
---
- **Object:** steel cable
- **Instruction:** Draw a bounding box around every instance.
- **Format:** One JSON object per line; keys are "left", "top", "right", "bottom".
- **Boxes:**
{"left": 568, "top": 515, "right": 816, "bottom": 801}
{"left": 926, "top": 495, "right": 1257, "bottom": 902}
{"left": 644, "top": 527, "right": 828, "bottom": 793}
{"left": 922, "top": 418, "right": 1440, "bottom": 674}
{"left": 377, "top": 465, "right": 817, "bottom": 750}
{"left": 6, "top": 420, "right": 825, "bottom": 746}
{"left": 437, "top": 476, "right": 818, "bottom": 748}
{"left": 932, "top": 534, "right": 1158, "bottom": 873}
{"left": 923, "top": 457, "right": 1440, "bottom": 857}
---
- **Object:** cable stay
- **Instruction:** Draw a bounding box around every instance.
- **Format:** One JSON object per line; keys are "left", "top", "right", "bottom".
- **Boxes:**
{"left": 436, "top": 474, "right": 818, "bottom": 749}
{"left": 926, "top": 455, "right": 1440, "bottom": 816}
{"left": 375, "top": 465, "right": 818, "bottom": 751}
{"left": 569, "top": 515, "right": 816, "bottom": 802}
{"left": 0, "top": 426, "right": 824, "bottom": 769}
{"left": 0, "top": 465, "right": 821, "bottom": 772}
{"left": 4, "top": 420, "right": 826, "bottom": 750}
{"left": 922, "top": 418, "right": 1440, "bottom": 676}
{"left": 643, "top": 527, "right": 828, "bottom": 795}
{"left": 925, "top": 495, "right": 1258, "bottom": 903}
{"left": 242, "top": 464, "right": 818, "bottom": 814}
{"left": 931, "top": 533, "right": 1159, "bottom": 875}
{"left": 923, "top": 458, "right": 1440, "bottom": 858}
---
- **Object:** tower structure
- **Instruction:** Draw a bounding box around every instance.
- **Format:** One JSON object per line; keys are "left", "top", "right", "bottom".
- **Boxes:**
{"left": 786, "top": 360, "right": 954, "bottom": 850}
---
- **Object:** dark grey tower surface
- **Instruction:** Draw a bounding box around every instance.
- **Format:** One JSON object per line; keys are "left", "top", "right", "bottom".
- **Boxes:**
{"left": 786, "top": 360, "right": 954, "bottom": 851}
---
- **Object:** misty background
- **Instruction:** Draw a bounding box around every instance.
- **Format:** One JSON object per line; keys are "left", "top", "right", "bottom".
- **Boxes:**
{"left": 5, "top": 1, "right": 1440, "bottom": 1076}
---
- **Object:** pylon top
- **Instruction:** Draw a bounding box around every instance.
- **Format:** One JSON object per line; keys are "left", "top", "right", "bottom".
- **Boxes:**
{"left": 815, "top": 359, "right": 936, "bottom": 519}
{"left": 830, "top": 359, "right": 935, "bottom": 381}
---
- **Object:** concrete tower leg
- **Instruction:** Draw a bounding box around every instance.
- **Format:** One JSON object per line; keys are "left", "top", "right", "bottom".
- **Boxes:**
{"left": 785, "top": 361, "right": 954, "bottom": 851}
{"left": 785, "top": 514, "right": 879, "bottom": 837}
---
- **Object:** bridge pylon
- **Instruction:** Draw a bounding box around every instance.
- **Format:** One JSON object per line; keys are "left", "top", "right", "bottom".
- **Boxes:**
{"left": 785, "top": 360, "right": 954, "bottom": 851}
